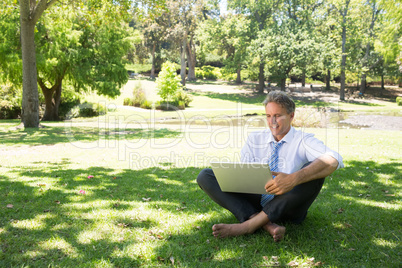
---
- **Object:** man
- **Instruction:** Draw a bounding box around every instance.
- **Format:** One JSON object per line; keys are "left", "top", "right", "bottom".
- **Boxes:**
{"left": 197, "top": 91, "right": 343, "bottom": 241}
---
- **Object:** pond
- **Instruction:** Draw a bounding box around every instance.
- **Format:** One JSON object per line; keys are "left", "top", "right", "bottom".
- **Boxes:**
{"left": 154, "top": 109, "right": 402, "bottom": 131}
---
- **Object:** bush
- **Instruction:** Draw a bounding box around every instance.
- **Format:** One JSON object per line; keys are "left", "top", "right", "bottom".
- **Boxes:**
{"left": 202, "top": 65, "right": 221, "bottom": 80}
{"left": 195, "top": 67, "right": 204, "bottom": 79}
{"left": 140, "top": 100, "right": 152, "bottom": 109}
{"left": 68, "top": 102, "right": 107, "bottom": 118}
{"left": 155, "top": 101, "right": 179, "bottom": 111}
{"left": 156, "top": 61, "right": 183, "bottom": 104}
{"left": 123, "top": 97, "right": 133, "bottom": 106}
{"left": 195, "top": 66, "right": 222, "bottom": 80}
{"left": 396, "top": 96, "right": 402, "bottom": 106}
{"left": 0, "top": 85, "right": 21, "bottom": 119}
{"left": 0, "top": 100, "right": 21, "bottom": 119}
{"left": 58, "top": 90, "right": 81, "bottom": 119}
{"left": 172, "top": 90, "right": 193, "bottom": 108}
{"left": 132, "top": 82, "right": 146, "bottom": 107}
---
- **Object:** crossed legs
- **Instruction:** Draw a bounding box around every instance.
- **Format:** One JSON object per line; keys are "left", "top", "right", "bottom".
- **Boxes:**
{"left": 197, "top": 168, "right": 324, "bottom": 241}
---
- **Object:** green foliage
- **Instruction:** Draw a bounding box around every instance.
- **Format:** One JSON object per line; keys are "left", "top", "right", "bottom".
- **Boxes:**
{"left": 132, "top": 82, "right": 147, "bottom": 107}
{"left": 172, "top": 90, "right": 193, "bottom": 108}
{"left": 396, "top": 96, "right": 402, "bottom": 106}
{"left": 0, "top": 84, "right": 21, "bottom": 119}
{"left": 0, "top": 2, "right": 22, "bottom": 86}
{"left": 140, "top": 100, "right": 153, "bottom": 109}
{"left": 69, "top": 102, "right": 107, "bottom": 118}
{"left": 156, "top": 61, "right": 182, "bottom": 103}
{"left": 123, "top": 82, "right": 152, "bottom": 109}
{"left": 123, "top": 97, "right": 133, "bottom": 106}
{"left": 125, "top": 63, "right": 152, "bottom": 74}
{"left": 58, "top": 89, "right": 81, "bottom": 119}
{"left": 195, "top": 65, "right": 221, "bottom": 80}
{"left": 0, "top": 1, "right": 136, "bottom": 121}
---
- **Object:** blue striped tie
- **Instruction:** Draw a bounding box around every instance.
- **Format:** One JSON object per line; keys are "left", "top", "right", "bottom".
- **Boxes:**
{"left": 261, "top": 141, "right": 284, "bottom": 207}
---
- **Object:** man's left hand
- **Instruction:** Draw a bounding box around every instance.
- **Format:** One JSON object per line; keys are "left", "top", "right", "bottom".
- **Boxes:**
{"left": 265, "top": 171, "right": 297, "bottom": 195}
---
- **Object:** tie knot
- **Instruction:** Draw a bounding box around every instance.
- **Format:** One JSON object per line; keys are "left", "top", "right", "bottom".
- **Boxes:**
{"left": 273, "top": 141, "right": 284, "bottom": 150}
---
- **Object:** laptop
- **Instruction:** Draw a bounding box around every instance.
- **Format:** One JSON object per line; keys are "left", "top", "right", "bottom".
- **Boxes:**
{"left": 210, "top": 162, "right": 273, "bottom": 194}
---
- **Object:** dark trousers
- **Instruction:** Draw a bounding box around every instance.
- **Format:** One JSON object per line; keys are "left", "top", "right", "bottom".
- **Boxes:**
{"left": 196, "top": 167, "right": 325, "bottom": 224}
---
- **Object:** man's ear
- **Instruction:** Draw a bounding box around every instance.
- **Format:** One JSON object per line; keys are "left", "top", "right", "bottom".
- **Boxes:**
{"left": 290, "top": 112, "right": 295, "bottom": 120}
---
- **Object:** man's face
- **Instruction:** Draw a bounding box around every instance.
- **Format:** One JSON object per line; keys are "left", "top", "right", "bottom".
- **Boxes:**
{"left": 265, "top": 102, "right": 294, "bottom": 141}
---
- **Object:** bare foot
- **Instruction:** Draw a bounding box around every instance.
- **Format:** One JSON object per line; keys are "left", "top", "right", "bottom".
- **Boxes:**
{"left": 263, "top": 222, "right": 286, "bottom": 242}
{"left": 212, "top": 223, "right": 252, "bottom": 238}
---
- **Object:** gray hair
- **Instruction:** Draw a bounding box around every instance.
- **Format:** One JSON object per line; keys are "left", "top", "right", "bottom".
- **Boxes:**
{"left": 263, "top": 91, "right": 295, "bottom": 114}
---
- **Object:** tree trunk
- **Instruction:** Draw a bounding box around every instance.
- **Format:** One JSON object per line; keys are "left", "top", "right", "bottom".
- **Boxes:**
{"left": 301, "top": 70, "right": 306, "bottom": 87}
{"left": 40, "top": 79, "right": 62, "bottom": 121}
{"left": 150, "top": 43, "right": 156, "bottom": 79}
{"left": 381, "top": 74, "right": 384, "bottom": 90}
{"left": 326, "top": 69, "right": 331, "bottom": 90}
{"left": 257, "top": 62, "right": 265, "bottom": 93}
{"left": 20, "top": 1, "right": 40, "bottom": 128}
{"left": 339, "top": 0, "right": 350, "bottom": 101}
{"left": 360, "top": 73, "right": 366, "bottom": 95}
{"left": 186, "top": 36, "right": 196, "bottom": 81}
{"left": 180, "top": 38, "right": 186, "bottom": 86}
{"left": 280, "top": 78, "right": 286, "bottom": 91}
{"left": 236, "top": 68, "right": 241, "bottom": 84}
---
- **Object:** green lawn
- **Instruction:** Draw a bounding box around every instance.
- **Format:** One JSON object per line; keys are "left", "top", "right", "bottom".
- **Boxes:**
{"left": 0, "top": 82, "right": 401, "bottom": 267}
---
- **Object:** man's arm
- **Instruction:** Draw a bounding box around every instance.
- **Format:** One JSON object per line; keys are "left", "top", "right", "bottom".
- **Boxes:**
{"left": 265, "top": 154, "right": 339, "bottom": 195}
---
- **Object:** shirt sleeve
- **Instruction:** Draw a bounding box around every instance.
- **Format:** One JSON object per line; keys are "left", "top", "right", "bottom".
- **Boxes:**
{"left": 302, "top": 133, "right": 344, "bottom": 169}
{"left": 240, "top": 134, "right": 255, "bottom": 162}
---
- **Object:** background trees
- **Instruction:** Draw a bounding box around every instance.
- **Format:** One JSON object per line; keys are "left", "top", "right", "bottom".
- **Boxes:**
{"left": 36, "top": 2, "right": 135, "bottom": 121}
{"left": 0, "top": 0, "right": 400, "bottom": 126}
{"left": 0, "top": 0, "right": 136, "bottom": 125}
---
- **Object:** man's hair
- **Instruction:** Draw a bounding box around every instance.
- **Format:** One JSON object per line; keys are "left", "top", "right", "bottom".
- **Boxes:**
{"left": 263, "top": 91, "right": 296, "bottom": 114}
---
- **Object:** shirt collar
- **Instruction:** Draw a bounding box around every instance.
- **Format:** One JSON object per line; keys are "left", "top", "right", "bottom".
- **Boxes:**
{"left": 268, "top": 126, "right": 295, "bottom": 144}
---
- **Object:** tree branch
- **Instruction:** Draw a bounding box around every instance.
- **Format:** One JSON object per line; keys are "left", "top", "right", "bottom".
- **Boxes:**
{"left": 31, "top": 0, "right": 58, "bottom": 24}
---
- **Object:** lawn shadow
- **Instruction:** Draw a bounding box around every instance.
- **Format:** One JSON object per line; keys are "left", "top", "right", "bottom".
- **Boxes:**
{"left": 190, "top": 91, "right": 330, "bottom": 108}
{"left": 1, "top": 160, "right": 400, "bottom": 266}
{"left": 151, "top": 160, "right": 401, "bottom": 267}
{"left": 0, "top": 165, "right": 206, "bottom": 266}
{"left": 0, "top": 125, "right": 182, "bottom": 146}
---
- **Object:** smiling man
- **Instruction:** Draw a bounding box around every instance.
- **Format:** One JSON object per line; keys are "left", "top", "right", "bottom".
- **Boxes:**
{"left": 197, "top": 90, "right": 344, "bottom": 241}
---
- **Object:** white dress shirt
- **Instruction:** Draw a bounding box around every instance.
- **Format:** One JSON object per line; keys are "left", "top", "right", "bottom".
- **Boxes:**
{"left": 240, "top": 127, "right": 344, "bottom": 174}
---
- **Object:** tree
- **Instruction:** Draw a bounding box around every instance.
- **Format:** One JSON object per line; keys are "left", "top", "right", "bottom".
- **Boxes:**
{"left": 156, "top": 61, "right": 183, "bottom": 105}
{"left": 229, "top": 0, "right": 283, "bottom": 93}
{"left": 330, "top": 0, "right": 352, "bottom": 100}
{"left": 166, "top": 0, "right": 217, "bottom": 85}
{"left": 358, "top": 0, "right": 381, "bottom": 94}
{"left": 19, "top": 0, "right": 58, "bottom": 128}
{"left": 256, "top": 24, "right": 317, "bottom": 91}
{"left": 196, "top": 13, "right": 251, "bottom": 84}
{"left": 136, "top": 1, "right": 169, "bottom": 79}
{"left": 1, "top": 1, "right": 137, "bottom": 122}
{"left": 376, "top": 0, "right": 402, "bottom": 86}
{"left": 36, "top": 2, "right": 135, "bottom": 121}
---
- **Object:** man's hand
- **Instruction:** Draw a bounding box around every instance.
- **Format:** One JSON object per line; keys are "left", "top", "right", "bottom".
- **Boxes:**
{"left": 265, "top": 171, "right": 297, "bottom": 195}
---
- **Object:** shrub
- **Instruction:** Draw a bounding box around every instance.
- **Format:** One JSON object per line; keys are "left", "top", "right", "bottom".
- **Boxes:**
{"left": 396, "top": 96, "right": 402, "bottom": 106}
{"left": 156, "top": 61, "right": 183, "bottom": 104}
{"left": 123, "top": 97, "right": 133, "bottom": 106}
{"left": 202, "top": 65, "right": 221, "bottom": 80}
{"left": 0, "top": 85, "right": 21, "bottom": 119}
{"left": 172, "top": 90, "right": 193, "bottom": 108}
{"left": 155, "top": 101, "right": 178, "bottom": 111}
{"left": 132, "top": 82, "right": 146, "bottom": 107}
{"left": 58, "top": 90, "right": 81, "bottom": 119}
{"left": 0, "top": 100, "right": 21, "bottom": 119}
{"left": 68, "top": 102, "right": 107, "bottom": 118}
{"left": 140, "top": 100, "right": 152, "bottom": 109}
{"left": 195, "top": 67, "right": 204, "bottom": 79}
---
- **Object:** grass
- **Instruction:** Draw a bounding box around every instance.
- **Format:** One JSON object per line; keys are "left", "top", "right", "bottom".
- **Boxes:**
{"left": 0, "top": 81, "right": 401, "bottom": 267}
